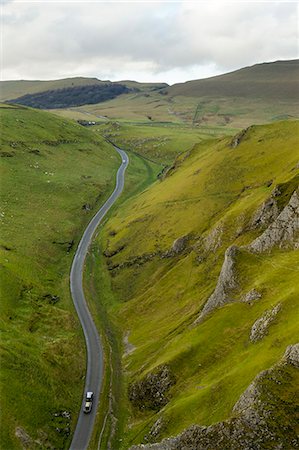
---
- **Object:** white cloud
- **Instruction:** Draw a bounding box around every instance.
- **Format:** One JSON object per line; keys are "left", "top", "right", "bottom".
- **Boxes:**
{"left": 1, "top": 0, "right": 298, "bottom": 83}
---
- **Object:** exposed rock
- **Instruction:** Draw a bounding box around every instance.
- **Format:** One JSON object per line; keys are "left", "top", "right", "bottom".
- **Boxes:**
{"left": 128, "top": 365, "right": 175, "bottom": 411}
{"left": 43, "top": 293, "right": 60, "bottom": 304}
{"left": 82, "top": 203, "right": 92, "bottom": 211}
{"left": 103, "top": 244, "right": 125, "bottom": 258}
{"left": 248, "top": 189, "right": 299, "bottom": 253}
{"left": 130, "top": 343, "right": 299, "bottom": 450}
{"left": 195, "top": 246, "right": 239, "bottom": 322}
{"left": 123, "top": 331, "right": 136, "bottom": 357}
{"left": 171, "top": 236, "right": 189, "bottom": 254}
{"left": 144, "top": 417, "right": 166, "bottom": 443}
{"left": 204, "top": 224, "right": 223, "bottom": 253}
{"left": 15, "top": 427, "right": 33, "bottom": 448}
{"left": 242, "top": 289, "right": 262, "bottom": 304}
{"left": 250, "top": 303, "right": 281, "bottom": 342}
{"left": 283, "top": 343, "right": 299, "bottom": 368}
{"left": 230, "top": 127, "right": 250, "bottom": 148}
{"left": 250, "top": 196, "right": 279, "bottom": 229}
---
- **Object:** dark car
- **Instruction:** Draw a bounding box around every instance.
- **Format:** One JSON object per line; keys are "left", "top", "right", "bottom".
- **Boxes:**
{"left": 83, "top": 391, "right": 94, "bottom": 414}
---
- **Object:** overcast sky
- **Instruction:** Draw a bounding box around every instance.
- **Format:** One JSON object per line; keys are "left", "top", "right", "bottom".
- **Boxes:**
{"left": 1, "top": 0, "right": 298, "bottom": 84}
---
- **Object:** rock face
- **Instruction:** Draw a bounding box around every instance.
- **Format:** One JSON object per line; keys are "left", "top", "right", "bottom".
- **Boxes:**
{"left": 195, "top": 246, "right": 239, "bottom": 322}
{"left": 230, "top": 127, "right": 250, "bottom": 148}
{"left": 283, "top": 343, "right": 299, "bottom": 368}
{"left": 129, "top": 344, "right": 299, "bottom": 450}
{"left": 248, "top": 189, "right": 299, "bottom": 253}
{"left": 250, "top": 195, "right": 279, "bottom": 229}
{"left": 128, "top": 365, "right": 175, "bottom": 411}
{"left": 171, "top": 236, "right": 189, "bottom": 254}
{"left": 250, "top": 303, "right": 281, "bottom": 342}
{"left": 242, "top": 289, "right": 262, "bottom": 304}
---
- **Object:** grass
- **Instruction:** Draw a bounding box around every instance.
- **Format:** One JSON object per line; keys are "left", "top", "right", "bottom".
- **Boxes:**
{"left": 92, "top": 120, "right": 299, "bottom": 447}
{"left": 0, "top": 104, "right": 120, "bottom": 449}
{"left": 82, "top": 150, "right": 161, "bottom": 450}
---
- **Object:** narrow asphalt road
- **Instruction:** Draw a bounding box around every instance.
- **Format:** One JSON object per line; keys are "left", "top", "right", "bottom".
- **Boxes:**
{"left": 69, "top": 146, "right": 129, "bottom": 450}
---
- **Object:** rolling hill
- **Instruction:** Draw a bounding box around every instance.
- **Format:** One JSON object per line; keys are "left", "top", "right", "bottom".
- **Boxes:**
{"left": 165, "top": 59, "right": 299, "bottom": 101}
{"left": 90, "top": 120, "right": 299, "bottom": 448}
{"left": 0, "top": 104, "right": 121, "bottom": 449}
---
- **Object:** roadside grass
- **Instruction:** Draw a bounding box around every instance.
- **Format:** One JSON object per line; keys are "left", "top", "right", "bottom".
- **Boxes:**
{"left": 0, "top": 105, "right": 120, "bottom": 449}
{"left": 93, "top": 120, "right": 299, "bottom": 447}
{"left": 83, "top": 151, "right": 161, "bottom": 450}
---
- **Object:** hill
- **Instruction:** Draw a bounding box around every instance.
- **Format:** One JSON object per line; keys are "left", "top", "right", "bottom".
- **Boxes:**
{"left": 90, "top": 120, "right": 299, "bottom": 448}
{"left": 165, "top": 60, "right": 299, "bottom": 101}
{"left": 0, "top": 104, "right": 121, "bottom": 449}
{"left": 0, "top": 77, "right": 107, "bottom": 101}
{"left": 54, "top": 60, "right": 299, "bottom": 129}
{"left": 8, "top": 83, "right": 131, "bottom": 109}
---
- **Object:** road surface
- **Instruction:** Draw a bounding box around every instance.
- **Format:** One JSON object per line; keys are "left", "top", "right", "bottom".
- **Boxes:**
{"left": 69, "top": 147, "right": 129, "bottom": 450}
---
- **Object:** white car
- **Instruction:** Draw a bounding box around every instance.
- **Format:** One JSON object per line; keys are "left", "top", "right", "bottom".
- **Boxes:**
{"left": 123, "top": 159, "right": 126, "bottom": 163}
{"left": 83, "top": 391, "right": 93, "bottom": 414}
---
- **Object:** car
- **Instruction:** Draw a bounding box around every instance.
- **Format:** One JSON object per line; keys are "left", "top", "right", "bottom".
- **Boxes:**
{"left": 123, "top": 159, "right": 126, "bottom": 163}
{"left": 83, "top": 391, "right": 93, "bottom": 414}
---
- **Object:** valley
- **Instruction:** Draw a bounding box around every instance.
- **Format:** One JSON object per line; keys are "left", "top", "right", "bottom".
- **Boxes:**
{"left": 1, "top": 59, "right": 298, "bottom": 450}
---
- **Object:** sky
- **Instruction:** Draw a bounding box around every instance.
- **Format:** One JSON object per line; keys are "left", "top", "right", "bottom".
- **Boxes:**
{"left": 1, "top": 0, "right": 298, "bottom": 85}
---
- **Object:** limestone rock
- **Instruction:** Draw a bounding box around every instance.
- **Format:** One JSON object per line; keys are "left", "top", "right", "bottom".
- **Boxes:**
{"left": 250, "top": 303, "right": 281, "bottom": 342}
{"left": 15, "top": 427, "right": 33, "bottom": 448}
{"left": 196, "top": 246, "right": 239, "bottom": 322}
{"left": 144, "top": 417, "right": 166, "bottom": 443}
{"left": 128, "top": 365, "right": 175, "bottom": 411}
{"left": 283, "top": 343, "right": 299, "bottom": 368}
{"left": 248, "top": 189, "right": 299, "bottom": 253}
{"left": 242, "top": 289, "right": 262, "bottom": 304}
{"left": 204, "top": 224, "right": 223, "bottom": 253}
{"left": 250, "top": 196, "right": 279, "bottom": 229}
{"left": 129, "top": 343, "right": 299, "bottom": 450}
{"left": 171, "top": 236, "right": 189, "bottom": 254}
{"left": 230, "top": 127, "right": 250, "bottom": 148}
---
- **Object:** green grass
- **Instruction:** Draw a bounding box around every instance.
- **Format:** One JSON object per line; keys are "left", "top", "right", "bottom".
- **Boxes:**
{"left": 83, "top": 150, "right": 161, "bottom": 450}
{"left": 0, "top": 105, "right": 120, "bottom": 449}
{"left": 92, "top": 120, "right": 299, "bottom": 447}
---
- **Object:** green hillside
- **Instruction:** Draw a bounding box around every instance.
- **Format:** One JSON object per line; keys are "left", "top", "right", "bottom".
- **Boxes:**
{"left": 0, "top": 104, "right": 121, "bottom": 449}
{"left": 90, "top": 120, "right": 299, "bottom": 448}
{"left": 0, "top": 77, "right": 107, "bottom": 102}
{"left": 165, "top": 60, "right": 299, "bottom": 101}
{"left": 57, "top": 60, "right": 299, "bottom": 129}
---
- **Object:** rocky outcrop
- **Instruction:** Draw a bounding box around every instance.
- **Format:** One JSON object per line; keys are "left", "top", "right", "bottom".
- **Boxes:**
{"left": 171, "top": 236, "right": 189, "bottom": 254}
{"left": 15, "top": 427, "right": 33, "bottom": 448}
{"left": 230, "top": 127, "right": 250, "bottom": 148}
{"left": 128, "top": 365, "right": 175, "bottom": 411}
{"left": 283, "top": 343, "right": 299, "bottom": 368}
{"left": 144, "top": 417, "right": 166, "bottom": 443}
{"left": 250, "top": 195, "right": 279, "bottom": 229}
{"left": 242, "top": 289, "right": 262, "bottom": 304}
{"left": 203, "top": 224, "right": 223, "bottom": 253}
{"left": 130, "top": 344, "right": 299, "bottom": 450}
{"left": 250, "top": 303, "right": 281, "bottom": 342}
{"left": 195, "top": 246, "right": 239, "bottom": 322}
{"left": 248, "top": 189, "right": 299, "bottom": 253}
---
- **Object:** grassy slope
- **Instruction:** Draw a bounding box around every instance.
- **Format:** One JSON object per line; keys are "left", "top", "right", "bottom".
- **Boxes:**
{"left": 83, "top": 150, "right": 162, "bottom": 450}
{"left": 0, "top": 77, "right": 108, "bottom": 102}
{"left": 0, "top": 104, "right": 120, "bottom": 449}
{"left": 98, "top": 121, "right": 236, "bottom": 165}
{"left": 166, "top": 60, "right": 299, "bottom": 100}
{"left": 94, "top": 120, "right": 299, "bottom": 448}
{"left": 52, "top": 60, "right": 299, "bottom": 129}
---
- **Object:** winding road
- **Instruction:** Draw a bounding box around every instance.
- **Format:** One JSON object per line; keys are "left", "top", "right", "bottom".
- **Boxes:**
{"left": 69, "top": 146, "right": 129, "bottom": 450}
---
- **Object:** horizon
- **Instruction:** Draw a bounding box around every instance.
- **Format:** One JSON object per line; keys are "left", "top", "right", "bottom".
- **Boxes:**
{"left": 2, "top": 57, "right": 298, "bottom": 86}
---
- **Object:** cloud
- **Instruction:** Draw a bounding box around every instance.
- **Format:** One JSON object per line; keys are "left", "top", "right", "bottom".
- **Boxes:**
{"left": 1, "top": 1, "right": 298, "bottom": 83}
